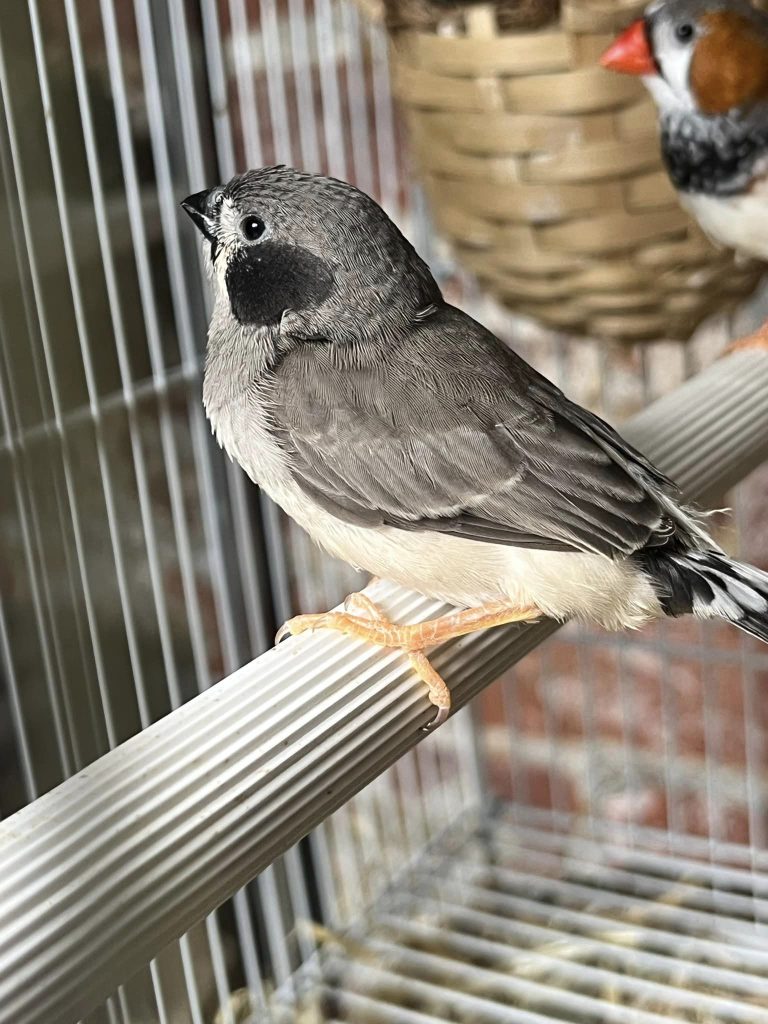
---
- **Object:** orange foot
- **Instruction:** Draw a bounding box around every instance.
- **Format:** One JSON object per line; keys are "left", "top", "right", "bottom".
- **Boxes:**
{"left": 276, "top": 593, "right": 541, "bottom": 729}
{"left": 722, "top": 319, "right": 768, "bottom": 357}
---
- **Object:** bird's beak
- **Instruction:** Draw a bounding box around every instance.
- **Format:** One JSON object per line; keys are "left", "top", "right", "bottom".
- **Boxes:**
{"left": 181, "top": 188, "right": 218, "bottom": 241}
{"left": 181, "top": 187, "right": 220, "bottom": 262}
{"left": 600, "top": 19, "right": 657, "bottom": 76}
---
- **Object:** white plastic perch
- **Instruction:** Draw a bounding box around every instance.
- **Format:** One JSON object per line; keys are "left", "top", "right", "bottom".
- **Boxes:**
{"left": 0, "top": 350, "right": 767, "bottom": 1024}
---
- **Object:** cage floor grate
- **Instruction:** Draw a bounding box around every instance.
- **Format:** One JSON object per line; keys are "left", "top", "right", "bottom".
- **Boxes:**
{"left": 285, "top": 808, "right": 768, "bottom": 1023}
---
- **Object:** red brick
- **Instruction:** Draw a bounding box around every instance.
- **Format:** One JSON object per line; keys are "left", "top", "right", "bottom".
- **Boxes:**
{"left": 601, "top": 786, "right": 668, "bottom": 830}
{"left": 485, "top": 745, "right": 579, "bottom": 813}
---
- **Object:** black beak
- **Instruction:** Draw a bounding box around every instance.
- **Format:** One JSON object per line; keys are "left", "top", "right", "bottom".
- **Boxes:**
{"left": 181, "top": 188, "right": 219, "bottom": 260}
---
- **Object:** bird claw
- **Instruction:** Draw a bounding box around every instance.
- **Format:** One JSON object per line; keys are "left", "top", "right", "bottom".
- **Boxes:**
{"left": 274, "top": 599, "right": 453, "bottom": 730}
{"left": 422, "top": 702, "right": 450, "bottom": 732}
{"left": 273, "top": 598, "right": 542, "bottom": 733}
{"left": 275, "top": 622, "right": 293, "bottom": 645}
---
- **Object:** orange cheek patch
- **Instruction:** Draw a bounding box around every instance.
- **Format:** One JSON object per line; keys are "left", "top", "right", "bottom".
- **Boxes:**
{"left": 691, "top": 11, "right": 768, "bottom": 114}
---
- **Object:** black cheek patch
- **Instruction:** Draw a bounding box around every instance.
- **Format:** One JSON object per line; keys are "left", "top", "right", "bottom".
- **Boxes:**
{"left": 225, "top": 242, "right": 335, "bottom": 327}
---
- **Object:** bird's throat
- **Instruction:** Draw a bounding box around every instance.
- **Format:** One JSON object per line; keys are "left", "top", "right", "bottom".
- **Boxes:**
{"left": 660, "top": 110, "right": 768, "bottom": 196}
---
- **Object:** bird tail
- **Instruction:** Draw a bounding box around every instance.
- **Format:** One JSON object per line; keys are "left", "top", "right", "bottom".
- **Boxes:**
{"left": 639, "top": 550, "right": 768, "bottom": 643}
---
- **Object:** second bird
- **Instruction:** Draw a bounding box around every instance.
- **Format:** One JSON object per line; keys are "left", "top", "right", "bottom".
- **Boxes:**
{"left": 602, "top": 0, "right": 768, "bottom": 352}
{"left": 182, "top": 167, "right": 768, "bottom": 727}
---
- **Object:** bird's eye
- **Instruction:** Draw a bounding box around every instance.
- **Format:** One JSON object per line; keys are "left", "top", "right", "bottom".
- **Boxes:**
{"left": 675, "top": 22, "right": 694, "bottom": 41}
{"left": 240, "top": 216, "right": 266, "bottom": 241}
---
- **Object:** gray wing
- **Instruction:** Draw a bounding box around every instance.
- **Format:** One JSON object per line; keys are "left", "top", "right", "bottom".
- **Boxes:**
{"left": 268, "top": 307, "right": 678, "bottom": 558}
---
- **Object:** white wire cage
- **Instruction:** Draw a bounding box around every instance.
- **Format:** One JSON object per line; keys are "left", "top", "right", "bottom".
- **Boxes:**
{"left": 1, "top": 1, "right": 768, "bottom": 1023}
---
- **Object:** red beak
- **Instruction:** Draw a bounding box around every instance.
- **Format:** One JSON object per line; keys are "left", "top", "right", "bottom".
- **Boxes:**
{"left": 600, "top": 19, "right": 657, "bottom": 76}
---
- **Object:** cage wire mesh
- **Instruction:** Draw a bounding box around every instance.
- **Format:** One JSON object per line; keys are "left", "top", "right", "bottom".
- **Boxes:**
{"left": 0, "top": 1, "right": 767, "bottom": 1022}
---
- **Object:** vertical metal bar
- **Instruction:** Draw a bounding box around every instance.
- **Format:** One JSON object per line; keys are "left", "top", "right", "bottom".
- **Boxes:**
{"left": 650, "top": 365, "right": 682, "bottom": 841}
{"left": 369, "top": 20, "right": 398, "bottom": 213}
{"left": 394, "top": 752, "right": 429, "bottom": 856}
{"left": 436, "top": 731, "right": 465, "bottom": 823}
{"left": 415, "top": 732, "right": 453, "bottom": 836}
{"left": 27, "top": 0, "right": 152, "bottom": 727}
{"left": 199, "top": 0, "right": 238, "bottom": 177}
{"left": 0, "top": 12, "right": 118, "bottom": 749}
{"left": 116, "top": 987, "right": 133, "bottom": 1024}
{"left": 736, "top": 478, "right": 767, "bottom": 931}
{"left": 710, "top": 317, "right": 742, "bottom": 916}
{"left": 204, "top": 913, "right": 235, "bottom": 1024}
{"left": 317, "top": 815, "right": 349, "bottom": 924}
{"left": 701, "top": 624, "right": 721, "bottom": 846}
{"left": 199, "top": 0, "right": 320, "bottom": 972}
{"left": 356, "top": 782, "right": 395, "bottom": 889}
{"left": 540, "top": 642, "right": 569, "bottom": 824}
{"left": 104, "top": 996, "right": 122, "bottom": 1024}
{"left": 307, "top": 822, "right": 339, "bottom": 926}
{"left": 326, "top": 805, "right": 368, "bottom": 923}
{"left": 227, "top": 0, "right": 264, "bottom": 166}
{"left": 502, "top": 668, "right": 531, "bottom": 815}
{"left": 0, "top": 103, "right": 105, "bottom": 769}
{"left": 373, "top": 770, "right": 411, "bottom": 867}
{"left": 451, "top": 707, "right": 487, "bottom": 813}
{"left": 343, "top": 710, "right": 412, "bottom": 886}
{"left": 616, "top": 635, "right": 639, "bottom": 836}
{"left": 61, "top": 0, "right": 181, "bottom": 708}
{"left": 340, "top": 1, "right": 374, "bottom": 195}
{"left": 0, "top": 334, "right": 71, "bottom": 780}
{"left": 283, "top": 837, "right": 323, "bottom": 970}
{"left": 659, "top": 641, "right": 683, "bottom": 838}
{"left": 259, "top": 867, "right": 292, "bottom": 987}
{"left": 147, "top": 962, "right": 171, "bottom": 1024}
{"left": 561, "top": 341, "right": 598, "bottom": 833}
{"left": 98, "top": 0, "right": 211, "bottom": 689}
{"left": 617, "top": 347, "right": 645, "bottom": 842}
{"left": 287, "top": 0, "right": 321, "bottom": 171}
{"left": 260, "top": 0, "right": 293, "bottom": 165}
{"left": 258, "top": 500, "right": 294, "bottom": 626}
{"left": 426, "top": 729, "right": 462, "bottom": 823}
{"left": 314, "top": 0, "right": 346, "bottom": 178}
{"left": 230, "top": 897, "right": 270, "bottom": 1021}
{"left": 177, "top": 947, "right": 204, "bottom": 1024}
{"left": 0, "top": 593, "right": 35, "bottom": 799}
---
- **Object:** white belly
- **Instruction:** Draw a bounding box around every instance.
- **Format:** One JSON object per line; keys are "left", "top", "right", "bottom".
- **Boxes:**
{"left": 310, "top": 518, "right": 661, "bottom": 632}
{"left": 209, "top": 396, "right": 662, "bottom": 633}
{"left": 681, "top": 185, "right": 768, "bottom": 262}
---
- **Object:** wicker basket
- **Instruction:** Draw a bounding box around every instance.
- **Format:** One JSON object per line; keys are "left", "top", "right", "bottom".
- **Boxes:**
{"left": 373, "top": 0, "right": 764, "bottom": 341}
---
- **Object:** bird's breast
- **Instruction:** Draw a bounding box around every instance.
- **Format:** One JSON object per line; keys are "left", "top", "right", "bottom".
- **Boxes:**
{"left": 680, "top": 180, "right": 768, "bottom": 262}
{"left": 207, "top": 394, "right": 304, "bottom": 509}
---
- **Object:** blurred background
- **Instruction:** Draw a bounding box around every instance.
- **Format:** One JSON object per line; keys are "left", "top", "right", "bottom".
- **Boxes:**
{"left": 1, "top": 1, "right": 768, "bottom": 1022}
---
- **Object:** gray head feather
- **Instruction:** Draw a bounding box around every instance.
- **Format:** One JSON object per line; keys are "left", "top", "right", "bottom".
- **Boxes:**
{"left": 191, "top": 165, "right": 441, "bottom": 347}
